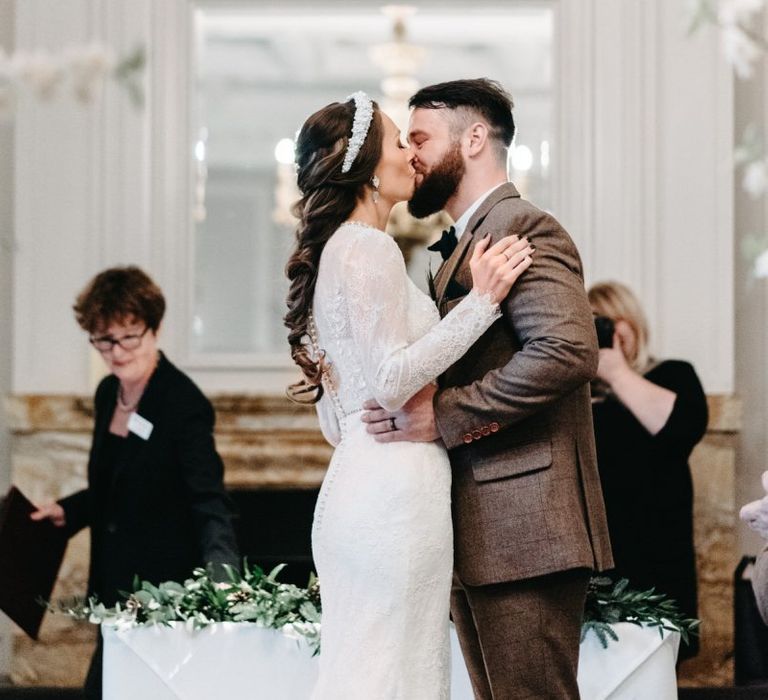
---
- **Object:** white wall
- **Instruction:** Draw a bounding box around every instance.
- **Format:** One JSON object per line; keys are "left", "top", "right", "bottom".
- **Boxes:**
{"left": 734, "top": 11, "right": 768, "bottom": 556}
{"left": 10, "top": 0, "right": 734, "bottom": 396}
{"left": 556, "top": 0, "right": 733, "bottom": 393}
{"left": 0, "top": 0, "right": 14, "bottom": 679}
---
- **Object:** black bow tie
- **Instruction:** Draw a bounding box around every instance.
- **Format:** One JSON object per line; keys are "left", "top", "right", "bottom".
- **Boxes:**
{"left": 427, "top": 226, "right": 458, "bottom": 261}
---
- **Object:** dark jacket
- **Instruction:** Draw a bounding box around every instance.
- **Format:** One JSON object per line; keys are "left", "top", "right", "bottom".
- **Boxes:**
{"left": 59, "top": 353, "right": 239, "bottom": 604}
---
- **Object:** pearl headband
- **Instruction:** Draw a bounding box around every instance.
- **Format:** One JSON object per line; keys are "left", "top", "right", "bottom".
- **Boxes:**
{"left": 341, "top": 91, "right": 374, "bottom": 173}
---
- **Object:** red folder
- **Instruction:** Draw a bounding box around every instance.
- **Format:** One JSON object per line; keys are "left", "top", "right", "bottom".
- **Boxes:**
{"left": 0, "top": 486, "right": 69, "bottom": 639}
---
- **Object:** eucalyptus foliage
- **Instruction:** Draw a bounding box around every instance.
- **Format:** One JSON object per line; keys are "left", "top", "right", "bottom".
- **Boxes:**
{"left": 581, "top": 576, "right": 700, "bottom": 649}
{"left": 52, "top": 568, "right": 697, "bottom": 655}
{"left": 51, "top": 562, "right": 321, "bottom": 654}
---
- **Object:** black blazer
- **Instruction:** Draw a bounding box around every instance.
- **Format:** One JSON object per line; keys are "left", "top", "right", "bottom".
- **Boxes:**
{"left": 59, "top": 353, "right": 239, "bottom": 604}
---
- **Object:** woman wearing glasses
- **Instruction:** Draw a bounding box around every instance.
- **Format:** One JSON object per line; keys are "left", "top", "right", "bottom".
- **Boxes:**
{"left": 30, "top": 265, "right": 239, "bottom": 699}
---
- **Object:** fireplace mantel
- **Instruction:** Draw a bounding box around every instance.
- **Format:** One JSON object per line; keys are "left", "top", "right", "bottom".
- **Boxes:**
{"left": 6, "top": 393, "right": 333, "bottom": 491}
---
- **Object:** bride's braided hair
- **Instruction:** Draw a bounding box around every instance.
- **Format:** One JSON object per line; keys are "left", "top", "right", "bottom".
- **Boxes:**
{"left": 285, "top": 98, "right": 382, "bottom": 402}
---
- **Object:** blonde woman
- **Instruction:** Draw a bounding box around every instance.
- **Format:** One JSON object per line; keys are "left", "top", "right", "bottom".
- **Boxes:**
{"left": 588, "top": 281, "right": 708, "bottom": 660}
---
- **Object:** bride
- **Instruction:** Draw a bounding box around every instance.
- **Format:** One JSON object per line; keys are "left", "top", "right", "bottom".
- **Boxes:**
{"left": 285, "top": 92, "right": 533, "bottom": 699}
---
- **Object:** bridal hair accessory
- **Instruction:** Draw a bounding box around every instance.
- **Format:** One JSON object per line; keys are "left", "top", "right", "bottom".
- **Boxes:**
{"left": 371, "top": 174, "right": 380, "bottom": 204}
{"left": 341, "top": 91, "right": 374, "bottom": 173}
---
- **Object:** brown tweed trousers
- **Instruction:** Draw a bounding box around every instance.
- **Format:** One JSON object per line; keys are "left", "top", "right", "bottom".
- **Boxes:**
{"left": 432, "top": 183, "right": 614, "bottom": 699}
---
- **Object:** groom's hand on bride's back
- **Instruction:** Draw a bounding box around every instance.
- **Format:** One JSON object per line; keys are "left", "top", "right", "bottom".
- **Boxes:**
{"left": 361, "top": 384, "right": 440, "bottom": 443}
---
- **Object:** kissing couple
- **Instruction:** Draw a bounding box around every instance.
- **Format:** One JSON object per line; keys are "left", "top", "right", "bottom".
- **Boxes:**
{"left": 285, "top": 78, "right": 613, "bottom": 699}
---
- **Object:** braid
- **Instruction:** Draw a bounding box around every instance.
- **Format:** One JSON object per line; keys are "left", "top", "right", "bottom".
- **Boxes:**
{"left": 284, "top": 99, "right": 382, "bottom": 403}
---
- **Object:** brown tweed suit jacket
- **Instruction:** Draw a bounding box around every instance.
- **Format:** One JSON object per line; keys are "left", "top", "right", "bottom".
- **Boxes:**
{"left": 432, "top": 182, "right": 613, "bottom": 586}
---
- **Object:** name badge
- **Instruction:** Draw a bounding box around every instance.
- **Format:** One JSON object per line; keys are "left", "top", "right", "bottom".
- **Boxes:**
{"left": 127, "top": 412, "right": 154, "bottom": 440}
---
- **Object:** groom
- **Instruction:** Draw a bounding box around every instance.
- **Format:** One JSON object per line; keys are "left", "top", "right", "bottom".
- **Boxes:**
{"left": 362, "top": 78, "right": 613, "bottom": 698}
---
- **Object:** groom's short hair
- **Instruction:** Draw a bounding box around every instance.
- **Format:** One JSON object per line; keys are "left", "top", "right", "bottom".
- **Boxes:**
{"left": 409, "top": 78, "right": 515, "bottom": 161}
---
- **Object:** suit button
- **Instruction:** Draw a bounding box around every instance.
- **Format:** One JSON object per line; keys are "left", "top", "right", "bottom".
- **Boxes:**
{"left": 106, "top": 522, "right": 118, "bottom": 534}
{"left": 489, "top": 422, "right": 500, "bottom": 433}
{"left": 472, "top": 429, "right": 482, "bottom": 441}
{"left": 481, "top": 426, "right": 491, "bottom": 436}
{"left": 463, "top": 433, "right": 473, "bottom": 444}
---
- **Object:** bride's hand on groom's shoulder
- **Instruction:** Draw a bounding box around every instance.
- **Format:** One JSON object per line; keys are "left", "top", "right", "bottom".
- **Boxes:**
{"left": 470, "top": 234, "right": 534, "bottom": 304}
{"left": 361, "top": 385, "right": 440, "bottom": 443}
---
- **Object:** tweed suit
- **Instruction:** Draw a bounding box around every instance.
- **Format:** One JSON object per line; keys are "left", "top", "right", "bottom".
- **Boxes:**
{"left": 432, "top": 183, "right": 613, "bottom": 699}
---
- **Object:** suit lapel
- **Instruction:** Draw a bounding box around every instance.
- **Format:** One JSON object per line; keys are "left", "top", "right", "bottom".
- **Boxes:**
{"left": 434, "top": 231, "right": 473, "bottom": 305}
{"left": 434, "top": 182, "right": 521, "bottom": 309}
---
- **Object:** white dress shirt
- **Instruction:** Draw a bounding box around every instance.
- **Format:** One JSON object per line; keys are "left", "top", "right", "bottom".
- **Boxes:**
{"left": 452, "top": 183, "right": 505, "bottom": 240}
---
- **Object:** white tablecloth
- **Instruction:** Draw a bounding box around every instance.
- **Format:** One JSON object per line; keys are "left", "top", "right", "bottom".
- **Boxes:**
{"left": 103, "top": 621, "right": 679, "bottom": 699}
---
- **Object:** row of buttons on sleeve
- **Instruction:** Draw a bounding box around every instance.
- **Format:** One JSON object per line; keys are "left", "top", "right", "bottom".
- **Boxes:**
{"left": 462, "top": 421, "right": 500, "bottom": 444}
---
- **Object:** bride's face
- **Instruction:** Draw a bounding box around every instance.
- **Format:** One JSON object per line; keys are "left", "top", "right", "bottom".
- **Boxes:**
{"left": 373, "top": 112, "right": 415, "bottom": 206}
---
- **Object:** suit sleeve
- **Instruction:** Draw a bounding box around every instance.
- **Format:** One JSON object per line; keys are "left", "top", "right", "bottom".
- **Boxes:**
{"left": 173, "top": 388, "right": 240, "bottom": 573}
{"left": 58, "top": 377, "right": 114, "bottom": 537}
{"left": 434, "top": 210, "right": 598, "bottom": 450}
{"left": 58, "top": 488, "right": 90, "bottom": 538}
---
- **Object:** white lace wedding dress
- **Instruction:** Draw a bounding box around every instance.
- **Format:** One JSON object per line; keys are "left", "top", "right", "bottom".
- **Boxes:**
{"left": 309, "top": 222, "right": 500, "bottom": 700}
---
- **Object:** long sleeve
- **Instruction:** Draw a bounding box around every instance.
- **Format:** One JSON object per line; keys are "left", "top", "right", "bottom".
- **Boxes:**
{"left": 434, "top": 210, "right": 598, "bottom": 450}
{"left": 342, "top": 230, "right": 500, "bottom": 412}
{"left": 172, "top": 386, "right": 240, "bottom": 572}
{"left": 59, "top": 377, "right": 113, "bottom": 537}
{"left": 58, "top": 488, "right": 90, "bottom": 538}
{"left": 315, "top": 389, "right": 341, "bottom": 447}
{"left": 648, "top": 361, "right": 708, "bottom": 459}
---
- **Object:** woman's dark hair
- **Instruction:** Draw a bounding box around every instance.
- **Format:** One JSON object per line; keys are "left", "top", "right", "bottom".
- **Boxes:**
{"left": 409, "top": 78, "right": 515, "bottom": 151}
{"left": 284, "top": 97, "right": 382, "bottom": 402}
{"left": 73, "top": 265, "right": 166, "bottom": 334}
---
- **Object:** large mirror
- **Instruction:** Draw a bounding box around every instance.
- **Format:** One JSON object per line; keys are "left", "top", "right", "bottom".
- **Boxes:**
{"left": 190, "top": 3, "right": 554, "bottom": 365}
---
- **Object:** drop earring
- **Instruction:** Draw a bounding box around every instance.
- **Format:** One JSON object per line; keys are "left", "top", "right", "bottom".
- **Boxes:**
{"left": 371, "top": 175, "right": 380, "bottom": 204}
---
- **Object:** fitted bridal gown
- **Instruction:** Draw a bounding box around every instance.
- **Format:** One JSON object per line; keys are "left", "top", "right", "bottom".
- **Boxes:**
{"left": 309, "top": 222, "right": 500, "bottom": 700}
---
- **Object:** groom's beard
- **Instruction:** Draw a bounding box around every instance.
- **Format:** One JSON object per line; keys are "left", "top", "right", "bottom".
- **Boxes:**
{"left": 407, "top": 144, "right": 465, "bottom": 219}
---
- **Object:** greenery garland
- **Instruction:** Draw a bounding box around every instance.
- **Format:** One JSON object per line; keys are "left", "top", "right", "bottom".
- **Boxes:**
{"left": 51, "top": 566, "right": 698, "bottom": 655}
{"left": 51, "top": 563, "right": 322, "bottom": 654}
{"left": 582, "top": 576, "right": 700, "bottom": 649}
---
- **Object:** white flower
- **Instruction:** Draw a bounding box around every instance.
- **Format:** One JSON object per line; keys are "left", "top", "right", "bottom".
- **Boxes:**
{"left": 743, "top": 159, "right": 768, "bottom": 197}
{"left": 720, "top": 23, "right": 761, "bottom": 78}
{"left": 65, "top": 43, "right": 115, "bottom": 104}
{"left": 718, "top": 0, "right": 765, "bottom": 26}
{"left": 753, "top": 247, "right": 768, "bottom": 278}
{"left": 13, "top": 50, "right": 63, "bottom": 99}
{"left": 281, "top": 621, "right": 321, "bottom": 641}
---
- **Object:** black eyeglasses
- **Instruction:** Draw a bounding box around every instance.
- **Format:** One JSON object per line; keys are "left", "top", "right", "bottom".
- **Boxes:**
{"left": 89, "top": 327, "right": 149, "bottom": 352}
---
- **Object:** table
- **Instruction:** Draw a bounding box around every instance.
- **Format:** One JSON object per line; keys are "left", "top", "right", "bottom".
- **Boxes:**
{"left": 103, "top": 621, "right": 680, "bottom": 699}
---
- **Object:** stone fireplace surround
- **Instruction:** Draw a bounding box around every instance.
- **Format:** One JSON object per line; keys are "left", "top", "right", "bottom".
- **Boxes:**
{"left": 5, "top": 392, "right": 740, "bottom": 688}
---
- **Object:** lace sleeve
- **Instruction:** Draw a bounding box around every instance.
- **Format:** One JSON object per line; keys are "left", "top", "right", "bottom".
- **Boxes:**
{"left": 315, "top": 388, "right": 341, "bottom": 447}
{"left": 342, "top": 229, "right": 500, "bottom": 411}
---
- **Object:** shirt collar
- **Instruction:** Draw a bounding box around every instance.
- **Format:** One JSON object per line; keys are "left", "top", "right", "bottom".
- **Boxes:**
{"left": 453, "top": 183, "right": 505, "bottom": 240}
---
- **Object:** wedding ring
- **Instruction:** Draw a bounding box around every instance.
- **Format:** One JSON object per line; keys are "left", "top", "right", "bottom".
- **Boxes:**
{"left": 504, "top": 251, "right": 512, "bottom": 261}
{"left": 389, "top": 417, "right": 397, "bottom": 431}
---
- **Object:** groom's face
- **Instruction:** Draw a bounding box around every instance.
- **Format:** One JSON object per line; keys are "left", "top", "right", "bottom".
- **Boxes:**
{"left": 407, "top": 108, "right": 466, "bottom": 219}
